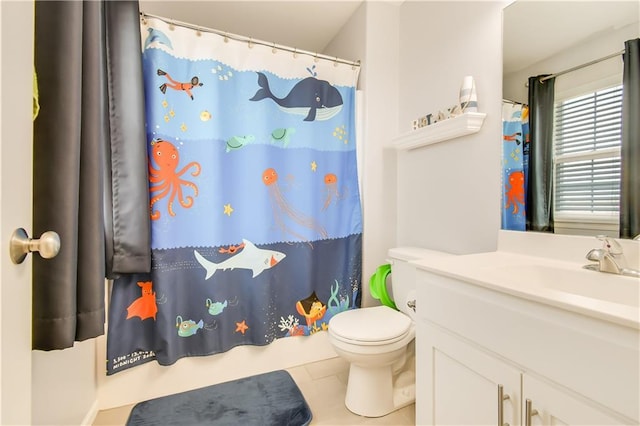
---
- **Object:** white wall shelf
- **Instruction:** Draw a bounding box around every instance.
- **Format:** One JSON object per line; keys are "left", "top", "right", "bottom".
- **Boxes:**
{"left": 392, "top": 112, "right": 487, "bottom": 150}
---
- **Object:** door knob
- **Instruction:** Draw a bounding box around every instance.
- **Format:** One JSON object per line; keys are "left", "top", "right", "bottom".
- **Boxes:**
{"left": 9, "top": 228, "right": 60, "bottom": 264}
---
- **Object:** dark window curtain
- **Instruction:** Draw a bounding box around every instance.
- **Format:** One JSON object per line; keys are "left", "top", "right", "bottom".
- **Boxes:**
{"left": 33, "top": 0, "right": 150, "bottom": 351}
{"left": 620, "top": 38, "right": 640, "bottom": 239}
{"left": 526, "top": 75, "right": 555, "bottom": 232}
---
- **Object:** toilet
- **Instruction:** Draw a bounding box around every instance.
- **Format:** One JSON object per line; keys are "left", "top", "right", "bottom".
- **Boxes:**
{"left": 328, "top": 247, "right": 452, "bottom": 418}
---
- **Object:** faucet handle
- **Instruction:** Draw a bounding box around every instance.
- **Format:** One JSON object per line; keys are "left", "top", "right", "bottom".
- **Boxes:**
{"left": 596, "top": 235, "right": 624, "bottom": 255}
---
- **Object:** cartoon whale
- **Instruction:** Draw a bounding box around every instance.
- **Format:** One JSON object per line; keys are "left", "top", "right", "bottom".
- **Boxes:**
{"left": 194, "top": 239, "right": 286, "bottom": 279}
{"left": 250, "top": 72, "right": 343, "bottom": 121}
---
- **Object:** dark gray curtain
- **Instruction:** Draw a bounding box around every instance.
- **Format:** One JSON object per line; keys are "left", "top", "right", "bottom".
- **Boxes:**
{"left": 526, "top": 75, "right": 555, "bottom": 232}
{"left": 620, "top": 38, "right": 640, "bottom": 239}
{"left": 33, "top": 0, "right": 150, "bottom": 350}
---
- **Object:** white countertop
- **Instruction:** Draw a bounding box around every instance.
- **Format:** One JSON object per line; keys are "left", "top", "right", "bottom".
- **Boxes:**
{"left": 411, "top": 250, "right": 640, "bottom": 329}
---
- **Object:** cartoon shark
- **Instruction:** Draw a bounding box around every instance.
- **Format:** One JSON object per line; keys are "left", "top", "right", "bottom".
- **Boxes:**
{"left": 194, "top": 239, "right": 286, "bottom": 279}
{"left": 250, "top": 72, "right": 343, "bottom": 121}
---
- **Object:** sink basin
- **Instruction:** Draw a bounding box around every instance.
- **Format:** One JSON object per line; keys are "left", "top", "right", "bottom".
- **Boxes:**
{"left": 490, "top": 264, "right": 640, "bottom": 307}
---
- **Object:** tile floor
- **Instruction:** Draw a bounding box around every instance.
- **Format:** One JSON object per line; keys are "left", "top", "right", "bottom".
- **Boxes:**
{"left": 93, "top": 356, "right": 415, "bottom": 425}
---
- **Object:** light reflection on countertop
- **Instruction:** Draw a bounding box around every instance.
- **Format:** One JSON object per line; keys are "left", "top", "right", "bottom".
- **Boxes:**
{"left": 411, "top": 251, "right": 640, "bottom": 329}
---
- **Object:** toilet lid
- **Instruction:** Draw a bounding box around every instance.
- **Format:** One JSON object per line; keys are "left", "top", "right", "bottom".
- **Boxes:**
{"left": 329, "top": 305, "right": 412, "bottom": 343}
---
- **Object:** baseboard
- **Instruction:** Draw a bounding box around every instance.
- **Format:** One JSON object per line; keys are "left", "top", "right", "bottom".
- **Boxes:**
{"left": 81, "top": 399, "right": 99, "bottom": 426}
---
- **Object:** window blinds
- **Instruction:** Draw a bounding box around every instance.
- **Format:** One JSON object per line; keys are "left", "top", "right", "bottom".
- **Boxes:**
{"left": 554, "top": 85, "right": 622, "bottom": 215}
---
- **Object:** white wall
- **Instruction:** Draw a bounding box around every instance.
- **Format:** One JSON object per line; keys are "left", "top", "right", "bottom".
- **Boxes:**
{"left": 396, "top": 1, "right": 506, "bottom": 255}
{"left": 32, "top": 342, "right": 97, "bottom": 425}
{"left": 325, "top": 2, "right": 400, "bottom": 308}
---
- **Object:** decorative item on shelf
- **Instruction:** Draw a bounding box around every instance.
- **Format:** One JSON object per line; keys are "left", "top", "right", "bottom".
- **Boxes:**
{"left": 459, "top": 75, "right": 478, "bottom": 113}
{"left": 410, "top": 76, "right": 478, "bottom": 131}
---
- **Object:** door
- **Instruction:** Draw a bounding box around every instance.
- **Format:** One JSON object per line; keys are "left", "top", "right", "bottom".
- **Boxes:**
{"left": 523, "top": 374, "right": 629, "bottom": 425}
{"left": 0, "top": 1, "right": 35, "bottom": 424}
{"left": 432, "top": 347, "right": 520, "bottom": 425}
{"left": 418, "top": 322, "right": 521, "bottom": 425}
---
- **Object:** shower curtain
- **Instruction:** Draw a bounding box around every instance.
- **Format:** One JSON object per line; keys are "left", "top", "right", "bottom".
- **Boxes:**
{"left": 501, "top": 102, "right": 529, "bottom": 231}
{"left": 106, "top": 17, "right": 362, "bottom": 374}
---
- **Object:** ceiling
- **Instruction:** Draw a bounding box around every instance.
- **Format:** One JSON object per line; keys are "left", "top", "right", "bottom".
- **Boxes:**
{"left": 503, "top": 1, "right": 639, "bottom": 74}
{"left": 139, "top": 1, "right": 638, "bottom": 73}
{"left": 139, "top": 0, "right": 364, "bottom": 53}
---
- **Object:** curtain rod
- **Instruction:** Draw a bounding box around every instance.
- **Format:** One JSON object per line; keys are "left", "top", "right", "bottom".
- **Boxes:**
{"left": 140, "top": 12, "right": 361, "bottom": 68}
{"left": 502, "top": 98, "right": 526, "bottom": 105}
{"left": 539, "top": 49, "right": 624, "bottom": 82}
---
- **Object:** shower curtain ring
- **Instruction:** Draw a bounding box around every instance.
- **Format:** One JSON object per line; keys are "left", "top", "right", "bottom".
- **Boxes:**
{"left": 333, "top": 57, "right": 339, "bottom": 67}
{"left": 293, "top": 48, "right": 298, "bottom": 59}
{"left": 248, "top": 37, "right": 254, "bottom": 49}
{"left": 168, "top": 21, "right": 175, "bottom": 31}
{"left": 314, "top": 53, "right": 319, "bottom": 63}
{"left": 272, "top": 43, "right": 277, "bottom": 54}
{"left": 224, "top": 33, "right": 229, "bottom": 43}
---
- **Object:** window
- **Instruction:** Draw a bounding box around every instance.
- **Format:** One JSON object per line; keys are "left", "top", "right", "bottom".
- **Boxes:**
{"left": 553, "top": 85, "right": 622, "bottom": 234}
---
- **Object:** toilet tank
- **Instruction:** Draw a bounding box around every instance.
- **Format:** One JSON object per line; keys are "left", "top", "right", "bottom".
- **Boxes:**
{"left": 387, "top": 247, "right": 453, "bottom": 317}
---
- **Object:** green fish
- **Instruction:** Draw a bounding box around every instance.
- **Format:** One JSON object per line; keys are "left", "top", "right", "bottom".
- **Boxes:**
{"left": 176, "top": 316, "right": 204, "bottom": 337}
{"left": 206, "top": 298, "right": 228, "bottom": 316}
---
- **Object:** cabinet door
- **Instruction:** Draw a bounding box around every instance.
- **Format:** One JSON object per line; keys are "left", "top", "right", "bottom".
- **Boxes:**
{"left": 418, "top": 323, "right": 521, "bottom": 425}
{"left": 523, "top": 374, "right": 630, "bottom": 425}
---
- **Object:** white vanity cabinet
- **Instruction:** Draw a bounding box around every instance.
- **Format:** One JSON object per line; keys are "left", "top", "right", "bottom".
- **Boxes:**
{"left": 415, "top": 269, "right": 639, "bottom": 425}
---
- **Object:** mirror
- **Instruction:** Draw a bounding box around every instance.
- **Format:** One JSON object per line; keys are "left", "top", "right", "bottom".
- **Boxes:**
{"left": 502, "top": 0, "right": 639, "bottom": 237}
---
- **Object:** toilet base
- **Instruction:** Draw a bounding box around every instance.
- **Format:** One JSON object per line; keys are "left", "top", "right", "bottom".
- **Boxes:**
{"left": 344, "top": 363, "right": 416, "bottom": 418}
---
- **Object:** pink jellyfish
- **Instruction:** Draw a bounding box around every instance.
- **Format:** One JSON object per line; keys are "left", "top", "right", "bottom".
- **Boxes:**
{"left": 262, "top": 168, "right": 328, "bottom": 241}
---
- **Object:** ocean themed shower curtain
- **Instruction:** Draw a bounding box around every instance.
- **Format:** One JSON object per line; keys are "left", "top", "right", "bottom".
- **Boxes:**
{"left": 106, "top": 16, "right": 362, "bottom": 374}
{"left": 501, "top": 102, "right": 529, "bottom": 231}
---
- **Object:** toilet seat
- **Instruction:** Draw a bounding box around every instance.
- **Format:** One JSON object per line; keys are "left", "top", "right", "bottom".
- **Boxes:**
{"left": 329, "top": 306, "right": 412, "bottom": 346}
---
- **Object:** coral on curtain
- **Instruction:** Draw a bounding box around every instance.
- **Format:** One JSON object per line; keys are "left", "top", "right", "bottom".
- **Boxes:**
{"left": 106, "top": 17, "right": 362, "bottom": 374}
{"left": 501, "top": 101, "right": 529, "bottom": 231}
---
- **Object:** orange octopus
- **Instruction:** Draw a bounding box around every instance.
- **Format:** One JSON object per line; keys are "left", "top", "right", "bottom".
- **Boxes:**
{"left": 505, "top": 170, "right": 525, "bottom": 215}
{"left": 149, "top": 139, "right": 201, "bottom": 220}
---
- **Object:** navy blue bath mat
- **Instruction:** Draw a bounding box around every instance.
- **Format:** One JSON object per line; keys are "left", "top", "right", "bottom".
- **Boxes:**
{"left": 125, "top": 370, "right": 312, "bottom": 426}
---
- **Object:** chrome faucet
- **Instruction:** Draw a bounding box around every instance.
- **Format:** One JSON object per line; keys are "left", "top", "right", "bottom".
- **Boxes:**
{"left": 584, "top": 235, "right": 640, "bottom": 277}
